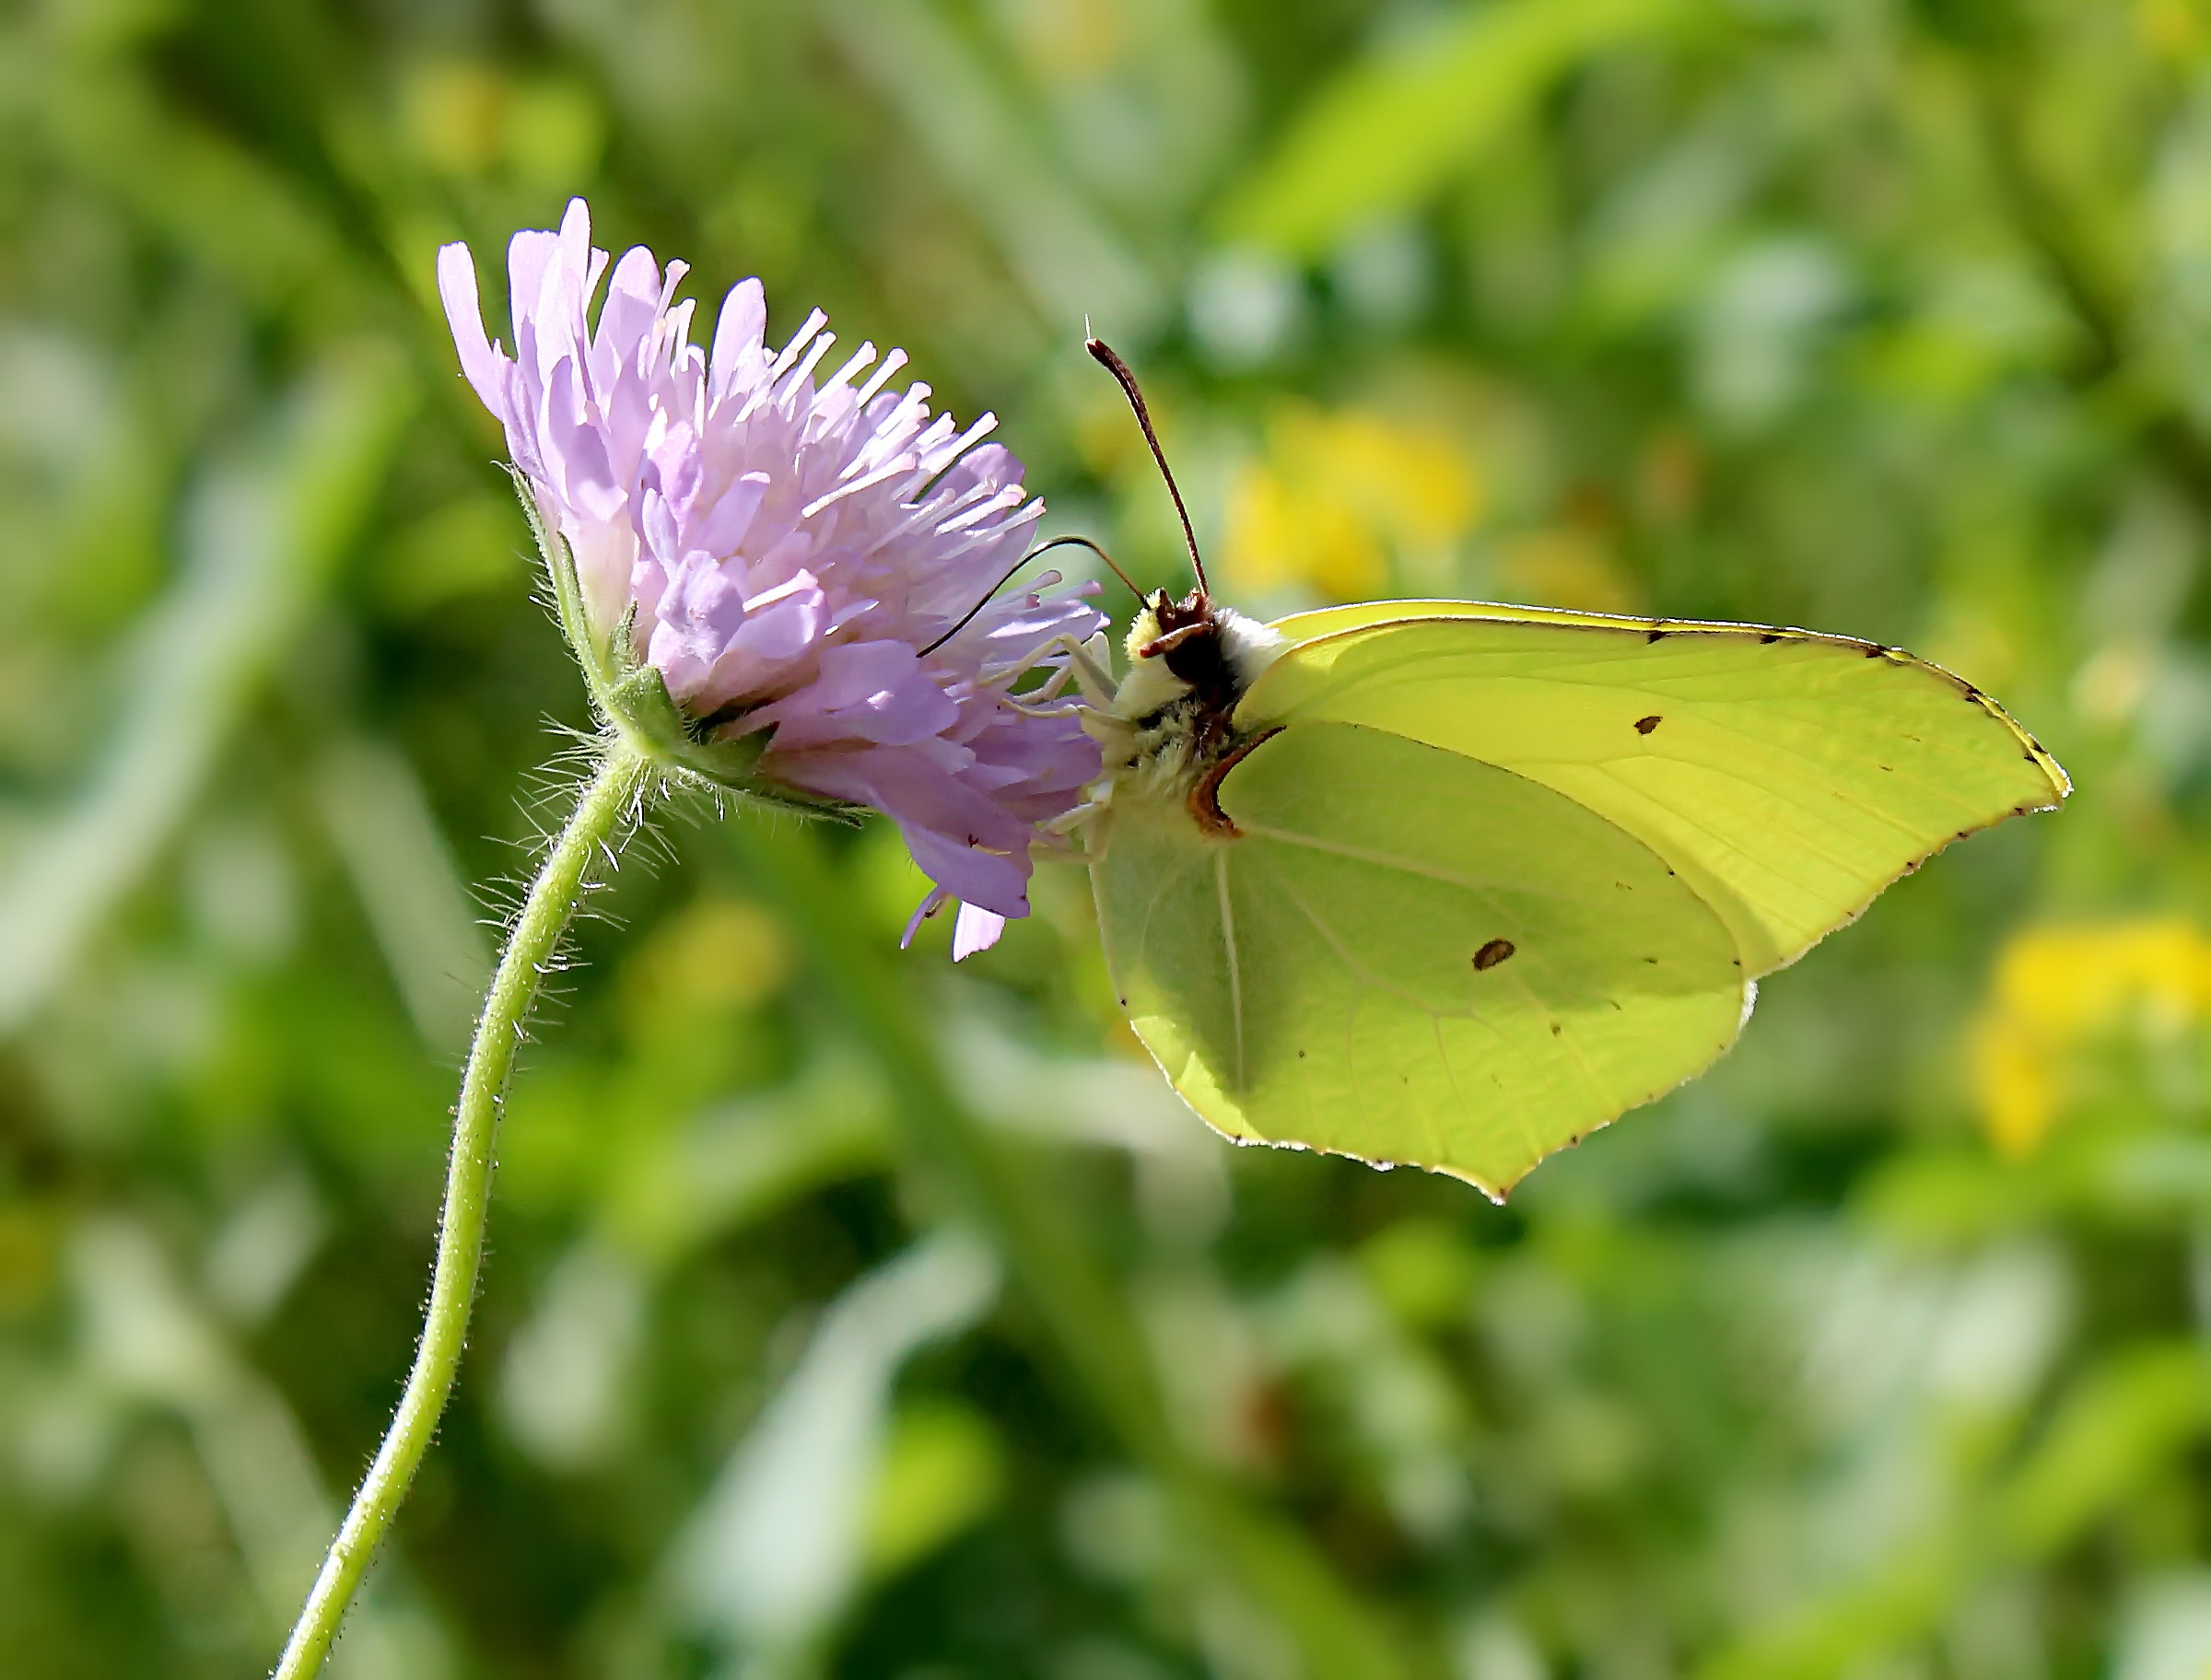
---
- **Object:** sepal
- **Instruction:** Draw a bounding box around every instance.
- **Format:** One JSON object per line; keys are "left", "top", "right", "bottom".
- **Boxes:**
{"left": 602, "top": 656, "right": 692, "bottom": 760}
{"left": 508, "top": 472, "right": 811, "bottom": 799}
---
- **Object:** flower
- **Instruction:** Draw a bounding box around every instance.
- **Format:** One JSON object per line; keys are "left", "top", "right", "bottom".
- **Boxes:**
{"left": 438, "top": 200, "right": 1104, "bottom": 947}
{"left": 1221, "top": 402, "right": 1480, "bottom": 603}
{"left": 1970, "top": 918, "right": 2211, "bottom": 1157}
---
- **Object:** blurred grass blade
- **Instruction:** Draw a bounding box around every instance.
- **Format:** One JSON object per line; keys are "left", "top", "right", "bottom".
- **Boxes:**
{"left": 315, "top": 735, "right": 493, "bottom": 1056}
{"left": 68, "top": 1217, "right": 449, "bottom": 1677}
{"left": 1215, "top": 0, "right": 1686, "bottom": 257}
{"left": 670, "top": 1230, "right": 1000, "bottom": 1658}
{"left": 1995, "top": 1340, "right": 2211, "bottom": 1557}
{"left": 825, "top": 0, "right": 1163, "bottom": 334}
{"left": 498, "top": 1242, "right": 649, "bottom": 1473}
{"left": 40, "top": 52, "right": 339, "bottom": 311}
{"left": 599, "top": 1060, "right": 895, "bottom": 1267}
{"left": 501, "top": 1069, "right": 897, "bottom": 1472}
{"left": 1700, "top": 1342, "right": 2211, "bottom": 1680}
{"left": 0, "top": 346, "right": 414, "bottom": 1032}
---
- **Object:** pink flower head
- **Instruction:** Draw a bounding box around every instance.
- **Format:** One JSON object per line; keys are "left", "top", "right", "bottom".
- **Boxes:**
{"left": 438, "top": 200, "right": 1104, "bottom": 948}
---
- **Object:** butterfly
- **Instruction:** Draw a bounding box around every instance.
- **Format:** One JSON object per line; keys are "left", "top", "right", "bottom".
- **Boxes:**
{"left": 1059, "top": 341, "right": 2068, "bottom": 1200}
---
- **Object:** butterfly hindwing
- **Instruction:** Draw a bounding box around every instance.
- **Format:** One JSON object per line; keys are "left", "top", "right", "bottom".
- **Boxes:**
{"left": 1094, "top": 721, "right": 1748, "bottom": 1195}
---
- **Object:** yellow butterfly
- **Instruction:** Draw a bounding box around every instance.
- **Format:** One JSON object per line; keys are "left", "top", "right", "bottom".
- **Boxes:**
{"left": 1061, "top": 342, "right": 2066, "bottom": 1198}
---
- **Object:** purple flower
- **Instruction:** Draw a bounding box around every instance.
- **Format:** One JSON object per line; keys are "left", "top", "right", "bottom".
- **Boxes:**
{"left": 439, "top": 200, "right": 1104, "bottom": 945}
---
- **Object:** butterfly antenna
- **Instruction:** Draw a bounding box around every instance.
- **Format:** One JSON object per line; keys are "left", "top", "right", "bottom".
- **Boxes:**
{"left": 1085, "top": 336, "right": 1209, "bottom": 595}
{"left": 1037, "top": 533, "right": 1143, "bottom": 601}
{"left": 915, "top": 534, "right": 1139, "bottom": 658}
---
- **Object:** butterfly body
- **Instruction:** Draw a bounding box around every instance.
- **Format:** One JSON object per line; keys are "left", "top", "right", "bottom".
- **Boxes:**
{"left": 1099, "top": 589, "right": 1287, "bottom": 806}
{"left": 1078, "top": 594, "right": 2068, "bottom": 1197}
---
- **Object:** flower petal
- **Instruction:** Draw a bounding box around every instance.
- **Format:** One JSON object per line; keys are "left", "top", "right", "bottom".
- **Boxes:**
{"left": 437, "top": 243, "right": 506, "bottom": 412}
{"left": 952, "top": 903, "right": 1007, "bottom": 961}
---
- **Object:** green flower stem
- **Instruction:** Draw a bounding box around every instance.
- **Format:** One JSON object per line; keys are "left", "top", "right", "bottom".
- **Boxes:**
{"left": 726, "top": 819, "right": 1410, "bottom": 1680}
{"left": 276, "top": 741, "right": 651, "bottom": 1680}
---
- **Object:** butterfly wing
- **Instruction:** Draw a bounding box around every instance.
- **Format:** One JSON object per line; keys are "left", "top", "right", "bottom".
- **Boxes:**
{"left": 1238, "top": 604, "right": 2069, "bottom": 975}
{"left": 1093, "top": 720, "right": 1748, "bottom": 1195}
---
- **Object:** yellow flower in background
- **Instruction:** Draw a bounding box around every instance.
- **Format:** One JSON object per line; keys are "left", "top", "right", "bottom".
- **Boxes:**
{"left": 1222, "top": 402, "right": 1480, "bottom": 601}
{"left": 1493, "top": 526, "right": 1644, "bottom": 616}
{"left": 402, "top": 60, "right": 507, "bottom": 176}
{"left": 1969, "top": 919, "right": 2211, "bottom": 1157}
{"left": 2136, "top": 0, "right": 2207, "bottom": 60}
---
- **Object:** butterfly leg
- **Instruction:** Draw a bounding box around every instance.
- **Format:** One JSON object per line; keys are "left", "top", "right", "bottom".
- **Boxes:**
{"left": 1006, "top": 631, "right": 1117, "bottom": 704}
{"left": 995, "top": 629, "right": 1125, "bottom": 854}
{"left": 1001, "top": 633, "right": 1120, "bottom": 722}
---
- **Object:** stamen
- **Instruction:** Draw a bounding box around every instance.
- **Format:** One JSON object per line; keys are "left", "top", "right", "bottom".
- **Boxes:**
{"left": 856, "top": 347, "right": 909, "bottom": 407}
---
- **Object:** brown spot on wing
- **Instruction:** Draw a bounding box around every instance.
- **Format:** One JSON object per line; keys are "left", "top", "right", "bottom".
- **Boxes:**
{"left": 1634, "top": 714, "right": 1662, "bottom": 735}
{"left": 1473, "top": 938, "right": 1516, "bottom": 971}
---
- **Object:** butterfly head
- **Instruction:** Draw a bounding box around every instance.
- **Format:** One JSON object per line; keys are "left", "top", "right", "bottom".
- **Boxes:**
{"left": 1114, "top": 588, "right": 1284, "bottom": 728}
{"left": 1127, "top": 585, "right": 1208, "bottom": 660}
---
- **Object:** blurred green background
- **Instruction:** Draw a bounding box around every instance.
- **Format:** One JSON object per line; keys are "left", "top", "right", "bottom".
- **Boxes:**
{"left": 6, "top": 0, "right": 2211, "bottom": 1676}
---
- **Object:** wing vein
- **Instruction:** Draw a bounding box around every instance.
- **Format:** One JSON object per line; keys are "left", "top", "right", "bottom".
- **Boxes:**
{"left": 1214, "top": 850, "right": 1246, "bottom": 1091}
{"left": 1239, "top": 822, "right": 1574, "bottom": 901}
{"left": 1272, "top": 873, "right": 1565, "bottom": 1121}
{"left": 1428, "top": 1017, "right": 1460, "bottom": 1171}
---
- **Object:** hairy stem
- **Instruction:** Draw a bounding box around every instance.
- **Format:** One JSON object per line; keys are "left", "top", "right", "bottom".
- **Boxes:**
{"left": 275, "top": 742, "right": 649, "bottom": 1679}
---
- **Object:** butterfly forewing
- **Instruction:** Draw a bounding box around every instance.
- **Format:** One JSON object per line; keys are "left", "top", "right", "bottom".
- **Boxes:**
{"left": 1238, "top": 609, "right": 2068, "bottom": 975}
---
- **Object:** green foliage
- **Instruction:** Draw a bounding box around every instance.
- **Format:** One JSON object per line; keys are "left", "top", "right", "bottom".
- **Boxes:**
{"left": 2, "top": 2, "right": 2209, "bottom": 1677}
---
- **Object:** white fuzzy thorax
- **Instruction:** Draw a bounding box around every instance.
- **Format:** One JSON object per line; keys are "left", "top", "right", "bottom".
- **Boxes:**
{"left": 1108, "top": 602, "right": 1287, "bottom": 728}
{"left": 1067, "top": 601, "right": 1290, "bottom": 825}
